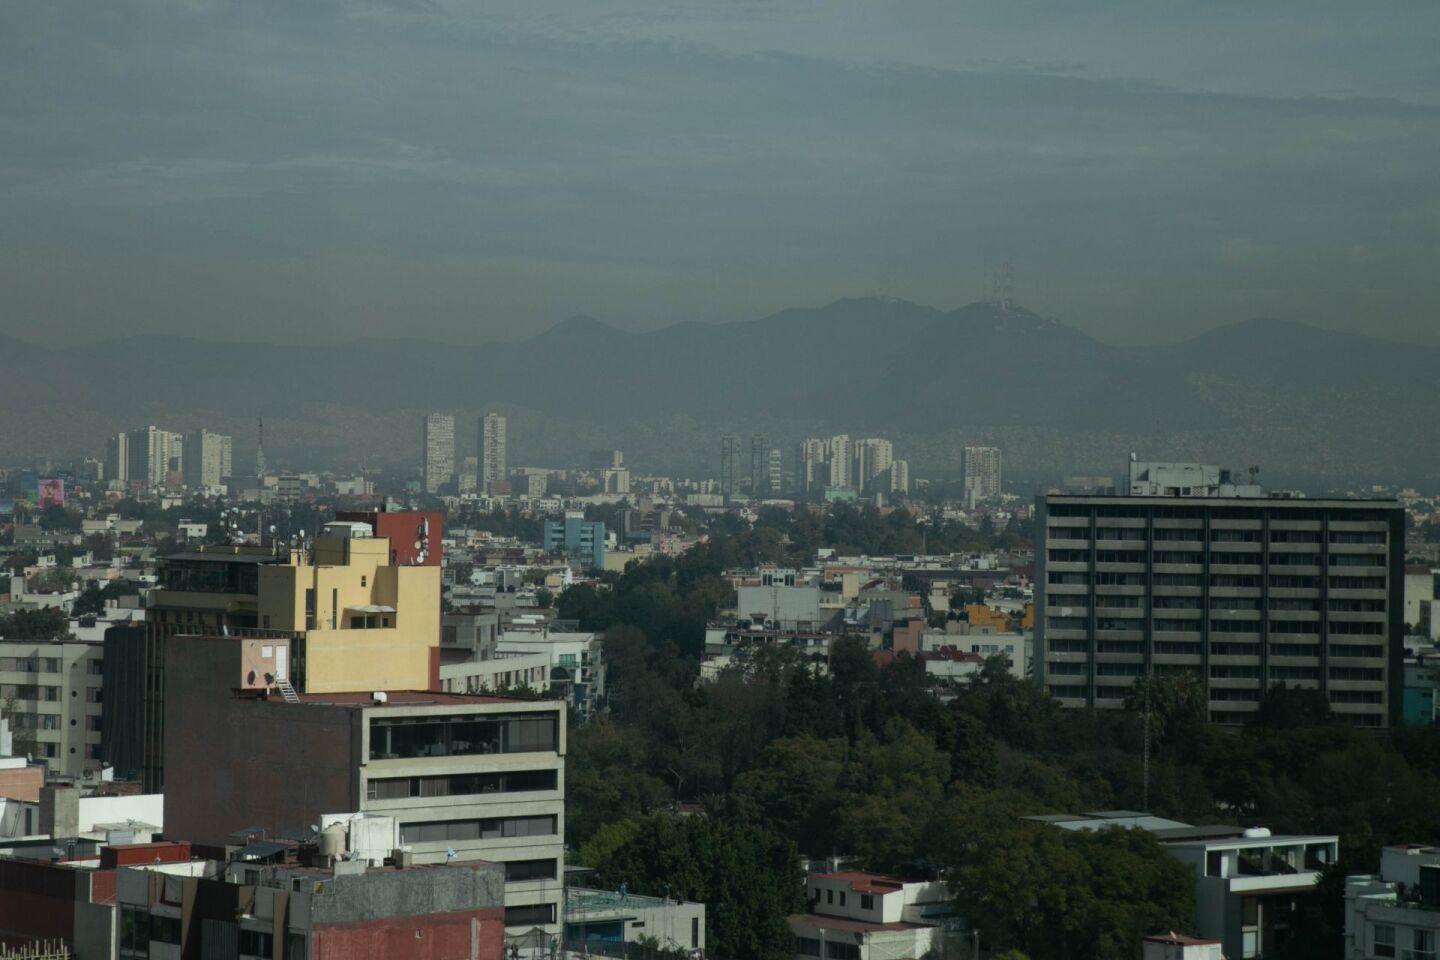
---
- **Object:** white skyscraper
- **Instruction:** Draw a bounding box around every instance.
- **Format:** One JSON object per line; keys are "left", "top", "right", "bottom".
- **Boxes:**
{"left": 890, "top": 459, "right": 910, "bottom": 495}
{"left": 827, "top": 434, "right": 852, "bottom": 489}
{"left": 963, "top": 446, "right": 1003, "bottom": 502}
{"left": 184, "top": 429, "right": 233, "bottom": 489}
{"left": 853, "top": 438, "right": 894, "bottom": 494}
{"left": 422, "top": 413, "right": 456, "bottom": 494}
{"left": 480, "top": 413, "right": 507, "bottom": 492}
{"left": 126, "top": 426, "right": 184, "bottom": 486}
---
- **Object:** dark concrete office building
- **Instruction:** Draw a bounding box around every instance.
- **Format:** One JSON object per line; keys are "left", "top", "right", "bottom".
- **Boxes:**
{"left": 1036, "top": 481, "right": 1404, "bottom": 727}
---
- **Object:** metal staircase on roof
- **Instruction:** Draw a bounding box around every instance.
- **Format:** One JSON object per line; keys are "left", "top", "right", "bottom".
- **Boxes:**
{"left": 274, "top": 677, "right": 300, "bottom": 704}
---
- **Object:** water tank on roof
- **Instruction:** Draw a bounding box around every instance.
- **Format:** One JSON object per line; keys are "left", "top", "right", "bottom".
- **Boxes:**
{"left": 1242, "top": 827, "right": 1272, "bottom": 839}
{"left": 320, "top": 823, "right": 348, "bottom": 859}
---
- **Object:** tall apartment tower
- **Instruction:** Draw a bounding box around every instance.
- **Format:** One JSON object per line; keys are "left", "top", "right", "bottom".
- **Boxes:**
{"left": 1035, "top": 463, "right": 1404, "bottom": 728}
{"left": 963, "top": 446, "right": 1002, "bottom": 502}
{"left": 749, "top": 434, "right": 770, "bottom": 495}
{"left": 183, "top": 429, "right": 233, "bottom": 489}
{"left": 853, "top": 438, "right": 894, "bottom": 494}
{"left": 796, "top": 439, "right": 828, "bottom": 497}
{"left": 127, "top": 426, "right": 184, "bottom": 486}
{"left": 105, "top": 432, "right": 129, "bottom": 484}
{"left": 890, "top": 459, "right": 910, "bottom": 495}
{"left": 827, "top": 435, "right": 852, "bottom": 490}
{"left": 480, "top": 413, "right": 507, "bottom": 493}
{"left": 422, "top": 413, "right": 456, "bottom": 494}
{"left": 767, "top": 447, "right": 784, "bottom": 497}
{"left": 719, "top": 433, "right": 741, "bottom": 498}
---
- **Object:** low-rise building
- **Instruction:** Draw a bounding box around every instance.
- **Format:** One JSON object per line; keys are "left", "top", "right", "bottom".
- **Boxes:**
{"left": 1344, "top": 844, "right": 1440, "bottom": 960}
{"left": 565, "top": 886, "right": 706, "bottom": 955}
{"left": 1032, "top": 812, "right": 1339, "bottom": 960}
{"left": 789, "top": 871, "right": 951, "bottom": 960}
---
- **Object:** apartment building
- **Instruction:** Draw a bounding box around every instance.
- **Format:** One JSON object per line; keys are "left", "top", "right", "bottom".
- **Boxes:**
{"left": 481, "top": 413, "right": 507, "bottom": 494}
{"left": 162, "top": 639, "right": 567, "bottom": 944}
{"left": 0, "top": 639, "right": 105, "bottom": 777}
{"left": 107, "top": 517, "right": 441, "bottom": 789}
{"left": 182, "top": 428, "right": 232, "bottom": 489}
{"left": 1035, "top": 468, "right": 1404, "bottom": 726}
{"left": 422, "top": 412, "right": 456, "bottom": 494}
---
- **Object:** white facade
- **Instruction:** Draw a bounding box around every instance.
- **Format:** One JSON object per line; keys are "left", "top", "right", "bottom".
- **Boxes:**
{"left": 791, "top": 872, "right": 950, "bottom": 960}
{"left": 0, "top": 639, "right": 105, "bottom": 776}
{"left": 1345, "top": 845, "right": 1440, "bottom": 960}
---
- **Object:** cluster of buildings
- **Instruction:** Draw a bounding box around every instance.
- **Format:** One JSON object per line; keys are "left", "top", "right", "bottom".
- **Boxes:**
{"left": 701, "top": 555, "right": 1034, "bottom": 685}
{"left": 104, "top": 426, "right": 234, "bottom": 493}
{"left": 0, "top": 511, "right": 706, "bottom": 959}
{"left": 423, "top": 412, "right": 508, "bottom": 497}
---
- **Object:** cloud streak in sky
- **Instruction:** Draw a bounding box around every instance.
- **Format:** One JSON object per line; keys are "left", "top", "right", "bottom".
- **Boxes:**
{"left": 1, "top": 0, "right": 1437, "bottom": 346}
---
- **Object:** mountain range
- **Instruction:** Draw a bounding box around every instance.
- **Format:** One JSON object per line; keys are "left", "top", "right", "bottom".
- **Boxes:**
{"left": 2, "top": 298, "right": 1436, "bottom": 488}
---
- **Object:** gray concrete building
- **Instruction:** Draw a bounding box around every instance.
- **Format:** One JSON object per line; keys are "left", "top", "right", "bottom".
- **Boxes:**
{"left": 1036, "top": 476, "right": 1404, "bottom": 727}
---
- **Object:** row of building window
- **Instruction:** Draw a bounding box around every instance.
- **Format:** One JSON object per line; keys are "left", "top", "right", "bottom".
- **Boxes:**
{"left": 369, "top": 712, "right": 558, "bottom": 761}
{"left": 796, "top": 939, "right": 860, "bottom": 960}
{"left": 398, "top": 814, "right": 557, "bottom": 844}
{"left": 0, "top": 657, "right": 62, "bottom": 673}
{"left": 366, "top": 768, "right": 557, "bottom": 801}
{"left": 1051, "top": 526, "right": 1384, "bottom": 545}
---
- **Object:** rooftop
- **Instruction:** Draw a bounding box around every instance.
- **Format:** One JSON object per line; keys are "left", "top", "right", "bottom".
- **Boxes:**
{"left": 788, "top": 914, "right": 935, "bottom": 934}
{"left": 286, "top": 690, "right": 543, "bottom": 709}
{"left": 813, "top": 871, "right": 918, "bottom": 894}
{"left": 1144, "top": 932, "right": 1222, "bottom": 946}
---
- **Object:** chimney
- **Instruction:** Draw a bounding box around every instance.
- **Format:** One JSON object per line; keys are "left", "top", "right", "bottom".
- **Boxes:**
{"left": 40, "top": 785, "right": 81, "bottom": 841}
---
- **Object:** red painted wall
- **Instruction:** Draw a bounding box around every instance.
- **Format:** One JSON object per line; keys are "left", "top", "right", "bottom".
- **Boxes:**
{"left": 336, "top": 511, "right": 443, "bottom": 567}
{"left": 311, "top": 907, "right": 505, "bottom": 960}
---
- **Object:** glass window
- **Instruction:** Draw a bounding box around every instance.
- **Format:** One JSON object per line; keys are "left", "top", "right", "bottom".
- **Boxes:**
{"left": 239, "top": 929, "right": 274, "bottom": 956}
{"left": 826, "top": 942, "right": 860, "bottom": 960}
{"left": 505, "top": 859, "right": 558, "bottom": 882}
{"left": 505, "top": 903, "right": 556, "bottom": 926}
{"left": 797, "top": 938, "right": 821, "bottom": 957}
{"left": 1372, "top": 924, "right": 1395, "bottom": 958}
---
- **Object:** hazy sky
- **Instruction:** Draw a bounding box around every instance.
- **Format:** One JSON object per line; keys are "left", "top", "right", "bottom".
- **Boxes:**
{"left": 2, "top": 0, "right": 1437, "bottom": 346}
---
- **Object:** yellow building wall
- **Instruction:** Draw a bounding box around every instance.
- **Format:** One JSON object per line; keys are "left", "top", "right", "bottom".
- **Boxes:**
{"left": 256, "top": 536, "right": 441, "bottom": 694}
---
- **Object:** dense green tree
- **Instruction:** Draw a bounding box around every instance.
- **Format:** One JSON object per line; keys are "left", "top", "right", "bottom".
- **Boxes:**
{"left": 586, "top": 815, "right": 805, "bottom": 960}
{"left": 0, "top": 608, "right": 70, "bottom": 639}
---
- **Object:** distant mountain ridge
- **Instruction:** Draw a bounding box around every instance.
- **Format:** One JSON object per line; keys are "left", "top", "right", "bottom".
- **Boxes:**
{"left": 2, "top": 298, "right": 1436, "bottom": 486}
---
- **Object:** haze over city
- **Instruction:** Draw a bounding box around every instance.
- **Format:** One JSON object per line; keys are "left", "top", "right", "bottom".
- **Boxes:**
{"left": 2, "top": 0, "right": 1438, "bottom": 348}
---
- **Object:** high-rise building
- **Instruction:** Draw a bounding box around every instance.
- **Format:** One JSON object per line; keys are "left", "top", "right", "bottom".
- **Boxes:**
{"left": 853, "top": 438, "right": 894, "bottom": 494}
{"left": 796, "top": 438, "right": 828, "bottom": 497}
{"left": 767, "top": 447, "right": 784, "bottom": 497}
{"left": 963, "top": 446, "right": 1003, "bottom": 502}
{"left": 126, "top": 426, "right": 184, "bottom": 486}
{"left": 183, "top": 429, "right": 232, "bottom": 489}
{"left": 890, "top": 459, "right": 910, "bottom": 495}
{"left": 480, "top": 413, "right": 507, "bottom": 493}
{"left": 749, "top": 434, "right": 769, "bottom": 495}
{"left": 422, "top": 413, "right": 456, "bottom": 494}
{"left": 459, "top": 456, "right": 478, "bottom": 495}
{"left": 105, "top": 432, "right": 129, "bottom": 484}
{"left": 827, "top": 434, "right": 852, "bottom": 490}
{"left": 720, "top": 433, "right": 741, "bottom": 498}
{"left": 1035, "top": 464, "right": 1404, "bottom": 727}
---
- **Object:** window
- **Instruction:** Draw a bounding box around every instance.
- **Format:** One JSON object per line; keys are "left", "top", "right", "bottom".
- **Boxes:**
{"left": 120, "top": 907, "right": 151, "bottom": 953}
{"left": 504, "top": 859, "right": 558, "bottom": 882}
{"left": 838, "top": 892, "right": 846, "bottom": 907}
{"left": 860, "top": 894, "right": 874, "bottom": 910}
{"left": 796, "top": 938, "right": 822, "bottom": 957}
{"left": 1372, "top": 924, "right": 1395, "bottom": 958}
{"left": 692, "top": 917, "right": 700, "bottom": 948}
{"left": 826, "top": 943, "right": 860, "bottom": 960}
{"left": 826, "top": 889, "right": 833, "bottom": 904}
{"left": 505, "top": 903, "right": 556, "bottom": 926}
{"left": 400, "top": 815, "right": 557, "bottom": 844}
{"left": 238, "top": 929, "right": 274, "bottom": 956}
{"left": 369, "top": 711, "right": 559, "bottom": 760}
